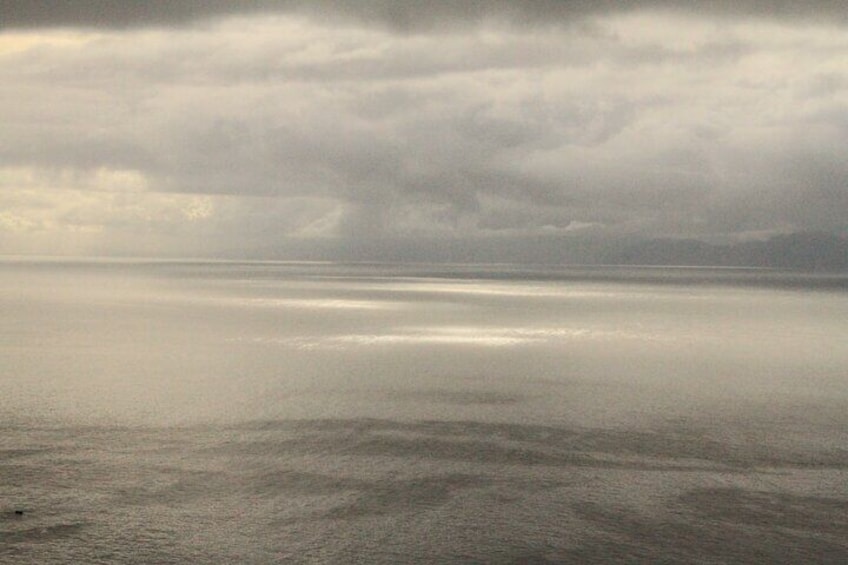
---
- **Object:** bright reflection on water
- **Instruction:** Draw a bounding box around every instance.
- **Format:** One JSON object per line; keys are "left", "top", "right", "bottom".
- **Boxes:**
{"left": 1, "top": 260, "right": 847, "bottom": 562}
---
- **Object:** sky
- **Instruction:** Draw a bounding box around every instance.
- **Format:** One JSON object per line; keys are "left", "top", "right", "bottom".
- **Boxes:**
{"left": 1, "top": 1, "right": 847, "bottom": 260}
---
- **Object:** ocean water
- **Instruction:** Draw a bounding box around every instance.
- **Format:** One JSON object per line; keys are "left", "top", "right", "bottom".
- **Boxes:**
{"left": 2, "top": 259, "right": 847, "bottom": 563}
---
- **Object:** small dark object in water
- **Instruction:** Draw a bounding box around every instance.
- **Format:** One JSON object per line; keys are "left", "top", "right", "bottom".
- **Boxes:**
{"left": 14, "top": 510, "right": 24, "bottom": 515}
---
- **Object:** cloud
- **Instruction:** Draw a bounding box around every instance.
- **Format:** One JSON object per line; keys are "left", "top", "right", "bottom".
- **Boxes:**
{"left": 1, "top": 7, "right": 846, "bottom": 259}
{"left": 2, "top": 1, "right": 847, "bottom": 31}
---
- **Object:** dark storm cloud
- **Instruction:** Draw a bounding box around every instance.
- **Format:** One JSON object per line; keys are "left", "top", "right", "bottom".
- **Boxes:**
{"left": 1, "top": 0, "right": 846, "bottom": 30}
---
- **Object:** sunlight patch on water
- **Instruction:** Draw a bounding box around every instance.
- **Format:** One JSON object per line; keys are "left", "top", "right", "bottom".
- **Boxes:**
{"left": 356, "top": 281, "right": 626, "bottom": 299}
{"left": 195, "top": 296, "right": 404, "bottom": 310}
{"left": 228, "top": 325, "right": 675, "bottom": 350}
{"left": 239, "top": 297, "right": 400, "bottom": 310}
{"left": 334, "top": 329, "right": 530, "bottom": 347}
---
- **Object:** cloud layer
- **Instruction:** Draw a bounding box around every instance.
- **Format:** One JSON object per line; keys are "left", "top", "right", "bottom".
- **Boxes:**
{"left": 3, "top": 1, "right": 847, "bottom": 30}
{"left": 1, "top": 3, "right": 846, "bottom": 259}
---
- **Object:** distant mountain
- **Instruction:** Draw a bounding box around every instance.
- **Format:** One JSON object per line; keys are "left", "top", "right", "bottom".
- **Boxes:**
{"left": 611, "top": 232, "right": 848, "bottom": 271}
{"left": 248, "top": 231, "right": 847, "bottom": 271}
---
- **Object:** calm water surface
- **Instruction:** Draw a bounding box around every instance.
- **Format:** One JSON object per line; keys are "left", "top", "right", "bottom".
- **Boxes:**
{"left": 2, "top": 260, "right": 847, "bottom": 562}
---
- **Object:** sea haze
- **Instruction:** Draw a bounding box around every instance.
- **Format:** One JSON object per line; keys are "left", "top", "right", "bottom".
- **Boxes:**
{"left": 2, "top": 260, "right": 847, "bottom": 562}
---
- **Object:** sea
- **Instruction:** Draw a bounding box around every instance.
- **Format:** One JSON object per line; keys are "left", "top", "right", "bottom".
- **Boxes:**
{"left": 2, "top": 259, "right": 847, "bottom": 563}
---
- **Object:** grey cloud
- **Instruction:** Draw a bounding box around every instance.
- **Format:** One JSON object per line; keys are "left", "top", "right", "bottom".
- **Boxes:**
{"left": 2, "top": 1, "right": 847, "bottom": 31}
{"left": 2, "top": 8, "right": 847, "bottom": 261}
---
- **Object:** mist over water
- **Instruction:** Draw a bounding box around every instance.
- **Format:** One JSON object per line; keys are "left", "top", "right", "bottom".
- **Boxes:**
{"left": 2, "top": 260, "right": 847, "bottom": 562}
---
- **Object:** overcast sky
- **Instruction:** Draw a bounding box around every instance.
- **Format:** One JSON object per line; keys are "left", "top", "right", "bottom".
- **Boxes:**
{"left": 1, "top": 1, "right": 846, "bottom": 259}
